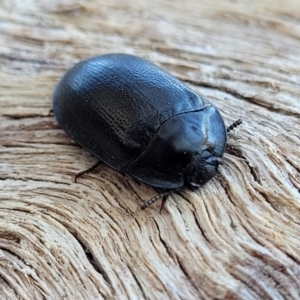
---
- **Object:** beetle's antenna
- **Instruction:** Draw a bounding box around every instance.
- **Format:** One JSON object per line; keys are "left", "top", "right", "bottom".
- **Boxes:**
{"left": 141, "top": 190, "right": 174, "bottom": 210}
{"left": 227, "top": 119, "right": 242, "bottom": 133}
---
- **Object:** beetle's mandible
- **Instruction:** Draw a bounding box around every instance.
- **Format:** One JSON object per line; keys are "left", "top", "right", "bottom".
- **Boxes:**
{"left": 53, "top": 53, "right": 241, "bottom": 209}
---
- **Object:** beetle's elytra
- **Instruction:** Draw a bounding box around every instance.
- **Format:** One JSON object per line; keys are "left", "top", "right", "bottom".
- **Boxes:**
{"left": 53, "top": 53, "right": 241, "bottom": 209}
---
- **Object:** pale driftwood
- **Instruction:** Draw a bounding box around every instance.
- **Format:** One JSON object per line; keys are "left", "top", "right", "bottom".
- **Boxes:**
{"left": 0, "top": 0, "right": 300, "bottom": 299}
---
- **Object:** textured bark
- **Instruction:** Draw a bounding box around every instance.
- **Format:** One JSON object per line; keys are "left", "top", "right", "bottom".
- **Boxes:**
{"left": 0, "top": 0, "right": 300, "bottom": 299}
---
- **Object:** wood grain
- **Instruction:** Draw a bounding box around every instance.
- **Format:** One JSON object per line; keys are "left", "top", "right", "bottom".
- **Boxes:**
{"left": 0, "top": 0, "right": 300, "bottom": 299}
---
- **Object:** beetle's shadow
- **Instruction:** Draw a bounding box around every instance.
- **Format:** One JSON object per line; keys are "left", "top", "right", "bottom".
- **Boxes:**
{"left": 225, "top": 144, "right": 243, "bottom": 158}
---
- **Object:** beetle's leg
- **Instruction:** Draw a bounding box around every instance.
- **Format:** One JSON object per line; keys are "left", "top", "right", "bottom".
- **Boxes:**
{"left": 227, "top": 119, "right": 242, "bottom": 133}
{"left": 141, "top": 190, "right": 174, "bottom": 210}
{"left": 75, "top": 161, "right": 102, "bottom": 183}
{"left": 159, "top": 194, "right": 169, "bottom": 213}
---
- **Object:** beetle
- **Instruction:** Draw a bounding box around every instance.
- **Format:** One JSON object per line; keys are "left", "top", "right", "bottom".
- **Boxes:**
{"left": 53, "top": 53, "right": 241, "bottom": 209}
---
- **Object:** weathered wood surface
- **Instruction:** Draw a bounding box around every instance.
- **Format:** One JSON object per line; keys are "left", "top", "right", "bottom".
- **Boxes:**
{"left": 1, "top": 0, "right": 300, "bottom": 299}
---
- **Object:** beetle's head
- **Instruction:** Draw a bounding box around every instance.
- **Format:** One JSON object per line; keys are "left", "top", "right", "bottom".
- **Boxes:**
{"left": 184, "top": 150, "right": 222, "bottom": 187}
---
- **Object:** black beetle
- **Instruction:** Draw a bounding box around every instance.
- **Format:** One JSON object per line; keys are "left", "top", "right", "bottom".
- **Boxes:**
{"left": 53, "top": 54, "right": 241, "bottom": 209}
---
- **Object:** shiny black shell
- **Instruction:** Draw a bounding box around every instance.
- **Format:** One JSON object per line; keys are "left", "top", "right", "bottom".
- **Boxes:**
{"left": 53, "top": 54, "right": 227, "bottom": 189}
